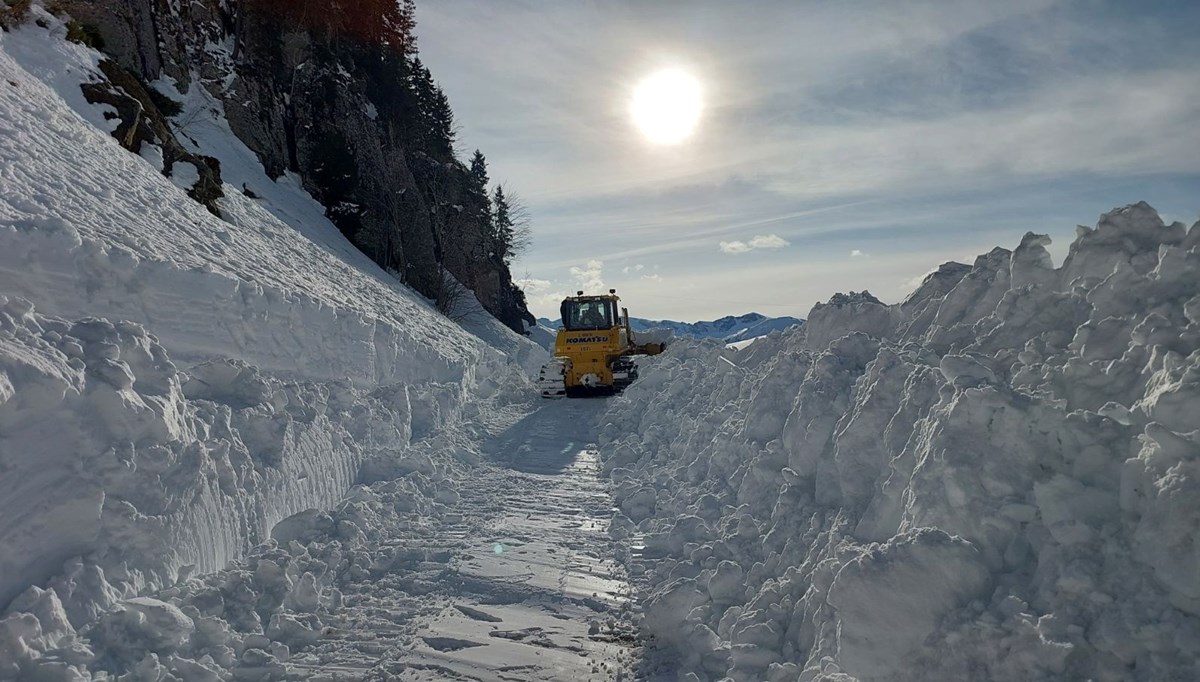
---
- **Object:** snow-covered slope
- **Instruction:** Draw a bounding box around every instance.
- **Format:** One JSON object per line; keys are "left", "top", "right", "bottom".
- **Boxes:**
{"left": 599, "top": 204, "right": 1200, "bottom": 681}
{"left": 526, "top": 322, "right": 559, "bottom": 351}
{"left": 0, "top": 14, "right": 536, "bottom": 628}
{"left": 535, "top": 312, "right": 804, "bottom": 347}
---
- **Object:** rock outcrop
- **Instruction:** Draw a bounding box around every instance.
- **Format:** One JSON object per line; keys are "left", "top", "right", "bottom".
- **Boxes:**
{"left": 56, "top": 0, "right": 534, "bottom": 332}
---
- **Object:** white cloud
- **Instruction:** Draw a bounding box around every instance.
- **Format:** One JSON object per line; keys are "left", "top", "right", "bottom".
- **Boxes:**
{"left": 641, "top": 273, "right": 664, "bottom": 282}
{"left": 850, "top": 249, "right": 867, "bottom": 257}
{"left": 749, "top": 234, "right": 790, "bottom": 249}
{"left": 569, "top": 259, "right": 605, "bottom": 293}
{"left": 515, "top": 277, "right": 553, "bottom": 293}
{"left": 622, "top": 264, "right": 646, "bottom": 274}
{"left": 721, "top": 234, "right": 790, "bottom": 254}
{"left": 899, "top": 267, "right": 940, "bottom": 295}
{"left": 515, "top": 278, "right": 566, "bottom": 316}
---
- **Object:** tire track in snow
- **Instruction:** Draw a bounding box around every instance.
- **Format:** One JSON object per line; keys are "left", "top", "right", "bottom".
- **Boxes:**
{"left": 298, "top": 399, "right": 639, "bottom": 681}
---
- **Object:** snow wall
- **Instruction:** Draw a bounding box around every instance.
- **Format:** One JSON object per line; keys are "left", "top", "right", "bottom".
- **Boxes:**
{"left": 0, "top": 16, "right": 538, "bottom": 620}
{"left": 601, "top": 203, "right": 1200, "bottom": 681}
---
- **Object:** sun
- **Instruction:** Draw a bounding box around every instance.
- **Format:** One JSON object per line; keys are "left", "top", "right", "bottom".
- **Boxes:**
{"left": 630, "top": 68, "right": 703, "bottom": 145}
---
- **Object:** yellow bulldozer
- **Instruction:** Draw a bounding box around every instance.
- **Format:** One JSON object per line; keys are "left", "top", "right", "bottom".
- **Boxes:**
{"left": 538, "top": 290, "right": 666, "bottom": 398}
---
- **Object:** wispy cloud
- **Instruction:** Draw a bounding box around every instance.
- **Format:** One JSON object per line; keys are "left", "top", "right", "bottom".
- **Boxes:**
{"left": 721, "top": 233, "right": 790, "bottom": 254}
{"left": 516, "top": 277, "right": 566, "bottom": 315}
{"left": 749, "top": 234, "right": 790, "bottom": 249}
{"left": 516, "top": 277, "right": 552, "bottom": 293}
{"left": 423, "top": 0, "right": 1200, "bottom": 205}
{"left": 417, "top": 0, "right": 1200, "bottom": 320}
{"left": 899, "top": 267, "right": 941, "bottom": 296}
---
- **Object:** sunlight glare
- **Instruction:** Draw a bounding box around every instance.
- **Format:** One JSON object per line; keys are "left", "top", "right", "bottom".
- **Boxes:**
{"left": 630, "top": 68, "right": 703, "bottom": 145}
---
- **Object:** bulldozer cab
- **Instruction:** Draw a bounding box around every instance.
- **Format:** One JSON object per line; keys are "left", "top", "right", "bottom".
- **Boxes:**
{"left": 560, "top": 296, "right": 618, "bottom": 332}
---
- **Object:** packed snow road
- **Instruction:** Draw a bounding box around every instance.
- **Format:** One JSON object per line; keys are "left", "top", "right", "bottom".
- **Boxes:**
{"left": 291, "top": 398, "right": 639, "bottom": 681}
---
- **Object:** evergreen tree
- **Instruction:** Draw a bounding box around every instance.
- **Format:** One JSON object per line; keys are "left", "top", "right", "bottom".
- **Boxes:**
{"left": 468, "top": 150, "right": 489, "bottom": 193}
{"left": 380, "top": 0, "right": 418, "bottom": 54}
{"left": 467, "top": 150, "right": 493, "bottom": 244}
{"left": 429, "top": 85, "right": 455, "bottom": 157}
{"left": 407, "top": 57, "right": 436, "bottom": 144}
{"left": 405, "top": 57, "right": 454, "bottom": 158}
{"left": 493, "top": 185, "right": 514, "bottom": 262}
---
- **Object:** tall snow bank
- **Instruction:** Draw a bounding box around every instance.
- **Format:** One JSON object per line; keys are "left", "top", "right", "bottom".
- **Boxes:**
{"left": 0, "top": 298, "right": 418, "bottom": 610}
{"left": 601, "top": 203, "right": 1200, "bottom": 681}
{"left": 0, "top": 379, "right": 479, "bottom": 680}
{"left": 0, "top": 16, "right": 535, "bottom": 619}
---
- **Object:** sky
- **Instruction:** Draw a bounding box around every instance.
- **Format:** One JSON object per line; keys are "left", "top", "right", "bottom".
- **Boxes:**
{"left": 415, "top": 0, "right": 1200, "bottom": 322}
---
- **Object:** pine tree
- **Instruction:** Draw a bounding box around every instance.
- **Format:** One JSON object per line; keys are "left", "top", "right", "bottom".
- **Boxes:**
{"left": 493, "top": 185, "right": 513, "bottom": 262}
{"left": 469, "top": 150, "right": 489, "bottom": 193}
{"left": 405, "top": 57, "right": 454, "bottom": 158}
{"left": 381, "top": 0, "right": 418, "bottom": 55}
{"left": 407, "top": 57, "right": 437, "bottom": 145}
{"left": 468, "top": 149, "right": 493, "bottom": 233}
{"left": 429, "top": 85, "right": 455, "bottom": 157}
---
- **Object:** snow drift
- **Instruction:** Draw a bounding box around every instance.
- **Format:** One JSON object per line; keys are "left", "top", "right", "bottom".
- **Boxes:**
{"left": 0, "top": 10, "right": 537, "bottom": 652}
{"left": 601, "top": 203, "right": 1200, "bottom": 681}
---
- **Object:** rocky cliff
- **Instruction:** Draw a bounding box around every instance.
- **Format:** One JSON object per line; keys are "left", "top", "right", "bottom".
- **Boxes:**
{"left": 54, "top": 0, "right": 535, "bottom": 332}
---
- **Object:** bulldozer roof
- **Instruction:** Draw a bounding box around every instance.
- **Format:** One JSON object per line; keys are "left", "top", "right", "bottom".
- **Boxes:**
{"left": 565, "top": 294, "right": 617, "bottom": 302}
{"left": 565, "top": 289, "right": 620, "bottom": 303}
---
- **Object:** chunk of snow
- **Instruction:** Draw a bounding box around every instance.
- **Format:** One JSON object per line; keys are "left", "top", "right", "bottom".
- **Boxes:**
{"left": 168, "top": 161, "right": 200, "bottom": 190}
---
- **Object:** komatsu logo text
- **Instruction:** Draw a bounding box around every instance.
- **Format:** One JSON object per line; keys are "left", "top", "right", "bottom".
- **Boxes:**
{"left": 566, "top": 336, "right": 608, "bottom": 344}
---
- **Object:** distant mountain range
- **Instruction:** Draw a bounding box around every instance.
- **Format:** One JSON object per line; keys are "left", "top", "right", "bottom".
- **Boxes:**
{"left": 535, "top": 312, "right": 804, "bottom": 345}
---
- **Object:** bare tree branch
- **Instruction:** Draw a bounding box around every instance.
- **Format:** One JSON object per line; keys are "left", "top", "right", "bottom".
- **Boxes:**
{"left": 499, "top": 184, "right": 533, "bottom": 262}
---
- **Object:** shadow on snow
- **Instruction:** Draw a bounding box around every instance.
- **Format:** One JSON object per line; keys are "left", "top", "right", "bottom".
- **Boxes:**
{"left": 486, "top": 398, "right": 608, "bottom": 474}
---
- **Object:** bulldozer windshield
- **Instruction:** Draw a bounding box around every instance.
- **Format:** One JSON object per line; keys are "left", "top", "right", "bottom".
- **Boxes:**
{"left": 561, "top": 299, "right": 615, "bottom": 331}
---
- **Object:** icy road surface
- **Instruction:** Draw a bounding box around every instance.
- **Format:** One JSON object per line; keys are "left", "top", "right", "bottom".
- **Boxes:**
{"left": 298, "top": 399, "right": 638, "bottom": 681}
